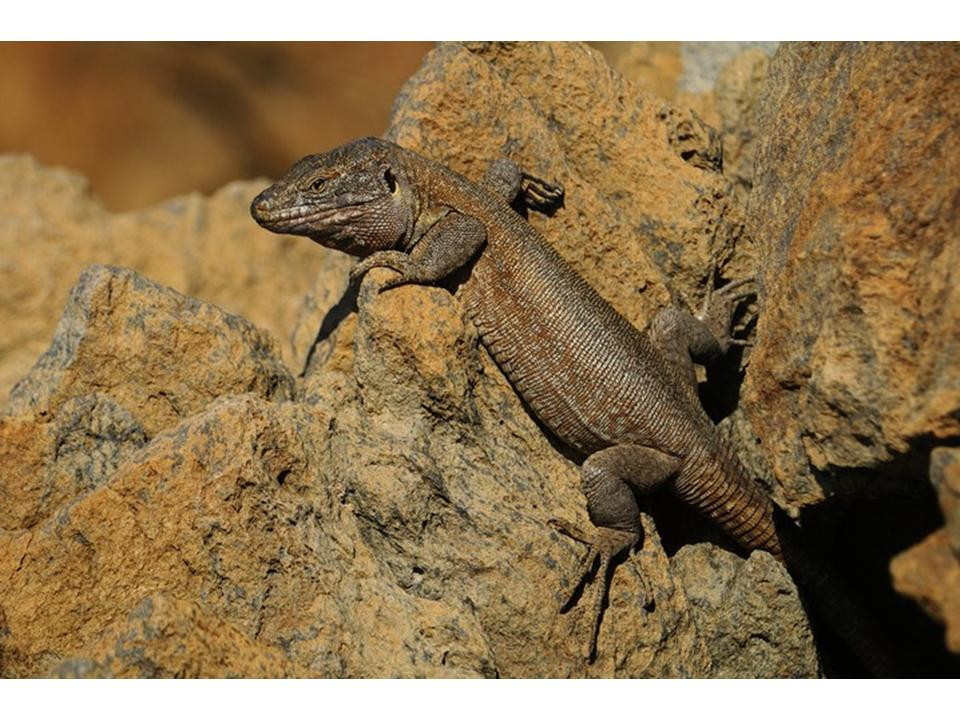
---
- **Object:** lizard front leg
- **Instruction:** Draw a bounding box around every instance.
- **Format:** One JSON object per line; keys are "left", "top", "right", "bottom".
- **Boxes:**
{"left": 483, "top": 157, "right": 564, "bottom": 213}
{"left": 349, "top": 212, "right": 486, "bottom": 292}
{"left": 551, "top": 444, "right": 680, "bottom": 661}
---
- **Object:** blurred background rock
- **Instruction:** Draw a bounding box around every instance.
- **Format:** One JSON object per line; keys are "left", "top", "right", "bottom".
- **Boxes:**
{"left": 0, "top": 42, "right": 434, "bottom": 210}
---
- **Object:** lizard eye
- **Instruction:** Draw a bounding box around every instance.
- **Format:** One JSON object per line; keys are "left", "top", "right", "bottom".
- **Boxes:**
{"left": 310, "top": 178, "right": 326, "bottom": 191}
{"left": 384, "top": 168, "right": 397, "bottom": 194}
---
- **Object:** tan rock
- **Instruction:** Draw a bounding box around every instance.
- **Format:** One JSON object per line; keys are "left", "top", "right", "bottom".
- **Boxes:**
{"left": 0, "top": 265, "right": 300, "bottom": 531}
{"left": 4, "top": 265, "right": 294, "bottom": 436}
{"left": 595, "top": 44, "right": 773, "bottom": 207}
{"left": 891, "top": 530, "right": 960, "bottom": 654}
{"left": 591, "top": 42, "right": 683, "bottom": 100}
{"left": 0, "top": 156, "right": 352, "bottom": 402}
{"left": 931, "top": 447, "right": 960, "bottom": 555}
{"left": 712, "top": 49, "right": 771, "bottom": 203}
{"left": 672, "top": 545, "right": 817, "bottom": 677}
{"left": 0, "top": 394, "right": 497, "bottom": 678}
{"left": 741, "top": 42, "right": 960, "bottom": 507}
{"left": 890, "top": 447, "right": 960, "bottom": 654}
{"left": 52, "top": 594, "right": 298, "bottom": 678}
{"left": 0, "top": 394, "right": 146, "bottom": 530}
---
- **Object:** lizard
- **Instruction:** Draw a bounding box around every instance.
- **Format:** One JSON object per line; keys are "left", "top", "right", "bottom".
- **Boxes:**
{"left": 250, "top": 136, "right": 894, "bottom": 675}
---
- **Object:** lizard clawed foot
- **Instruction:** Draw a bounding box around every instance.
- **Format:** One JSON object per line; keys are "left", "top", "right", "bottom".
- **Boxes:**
{"left": 549, "top": 519, "right": 638, "bottom": 662}
{"left": 697, "top": 271, "right": 758, "bottom": 353}
{"left": 349, "top": 250, "right": 413, "bottom": 291}
{"left": 519, "top": 172, "right": 564, "bottom": 214}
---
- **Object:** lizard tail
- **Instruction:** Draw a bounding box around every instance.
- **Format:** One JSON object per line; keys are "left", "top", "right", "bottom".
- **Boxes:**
{"left": 673, "top": 447, "right": 783, "bottom": 559}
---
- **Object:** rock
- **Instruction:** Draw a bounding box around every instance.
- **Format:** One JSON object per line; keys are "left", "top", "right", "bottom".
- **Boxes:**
{"left": 712, "top": 49, "right": 771, "bottom": 203}
{"left": 677, "top": 43, "right": 779, "bottom": 96}
{"left": 0, "top": 265, "right": 294, "bottom": 531}
{"left": 591, "top": 44, "right": 773, "bottom": 208}
{"left": 590, "top": 42, "right": 683, "bottom": 100}
{"left": 4, "top": 265, "right": 294, "bottom": 435}
{"left": 0, "top": 394, "right": 498, "bottom": 678}
{"left": 891, "top": 447, "right": 960, "bottom": 653}
{"left": 656, "top": 105, "right": 722, "bottom": 173}
{"left": 672, "top": 545, "right": 817, "bottom": 677}
{"left": 0, "top": 394, "right": 146, "bottom": 530}
{"left": 591, "top": 42, "right": 778, "bottom": 105}
{"left": 0, "top": 155, "right": 353, "bottom": 402}
{"left": 740, "top": 42, "right": 960, "bottom": 508}
{"left": 387, "top": 41, "right": 752, "bottom": 334}
{"left": 931, "top": 449, "right": 960, "bottom": 556}
{"left": 0, "top": 262, "right": 299, "bottom": 533}
{"left": 0, "top": 43, "right": 431, "bottom": 210}
{"left": 52, "top": 594, "right": 297, "bottom": 678}
{"left": 891, "top": 529, "right": 960, "bottom": 654}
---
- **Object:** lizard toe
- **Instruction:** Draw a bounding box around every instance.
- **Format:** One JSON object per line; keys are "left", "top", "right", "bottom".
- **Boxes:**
{"left": 552, "top": 522, "right": 638, "bottom": 662}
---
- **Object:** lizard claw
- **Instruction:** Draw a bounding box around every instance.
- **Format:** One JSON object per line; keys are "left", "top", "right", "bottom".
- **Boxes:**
{"left": 376, "top": 274, "right": 411, "bottom": 293}
{"left": 349, "top": 250, "right": 412, "bottom": 289}
{"left": 713, "top": 275, "right": 755, "bottom": 295}
{"left": 550, "top": 519, "right": 637, "bottom": 662}
{"left": 698, "top": 275, "right": 756, "bottom": 318}
{"left": 697, "top": 274, "right": 758, "bottom": 354}
{"left": 520, "top": 173, "right": 565, "bottom": 214}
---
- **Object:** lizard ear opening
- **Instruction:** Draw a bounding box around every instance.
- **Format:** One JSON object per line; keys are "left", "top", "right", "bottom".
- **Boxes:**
{"left": 384, "top": 168, "right": 398, "bottom": 194}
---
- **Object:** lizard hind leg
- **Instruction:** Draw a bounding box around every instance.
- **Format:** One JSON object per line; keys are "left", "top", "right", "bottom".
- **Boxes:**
{"left": 550, "top": 444, "right": 680, "bottom": 662}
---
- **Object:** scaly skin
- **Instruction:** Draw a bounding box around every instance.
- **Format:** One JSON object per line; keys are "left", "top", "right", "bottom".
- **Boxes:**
{"left": 251, "top": 137, "right": 890, "bottom": 674}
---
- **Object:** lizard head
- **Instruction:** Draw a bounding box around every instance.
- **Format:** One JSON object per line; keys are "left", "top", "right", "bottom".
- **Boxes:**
{"left": 250, "top": 137, "right": 413, "bottom": 257}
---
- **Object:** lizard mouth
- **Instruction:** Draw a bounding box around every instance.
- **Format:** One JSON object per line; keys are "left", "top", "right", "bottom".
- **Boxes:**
{"left": 251, "top": 202, "right": 360, "bottom": 234}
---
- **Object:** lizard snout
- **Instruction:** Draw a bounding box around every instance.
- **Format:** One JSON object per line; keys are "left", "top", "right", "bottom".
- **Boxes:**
{"left": 250, "top": 188, "right": 275, "bottom": 222}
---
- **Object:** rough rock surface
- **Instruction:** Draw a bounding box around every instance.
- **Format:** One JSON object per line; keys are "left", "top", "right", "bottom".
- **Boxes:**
{"left": 671, "top": 545, "right": 818, "bottom": 677}
{"left": 5, "top": 265, "right": 295, "bottom": 434}
{"left": 53, "top": 595, "right": 298, "bottom": 678}
{"left": 592, "top": 42, "right": 775, "bottom": 206}
{"left": 711, "top": 49, "right": 771, "bottom": 203}
{"left": 0, "top": 265, "right": 294, "bottom": 531}
{"left": 741, "top": 42, "right": 960, "bottom": 508}
{"left": 0, "top": 155, "right": 353, "bottom": 402}
{"left": 0, "top": 393, "right": 146, "bottom": 531}
{"left": 0, "top": 41, "right": 822, "bottom": 678}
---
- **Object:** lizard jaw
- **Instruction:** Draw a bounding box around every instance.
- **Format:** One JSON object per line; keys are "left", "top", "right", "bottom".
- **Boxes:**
{"left": 250, "top": 197, "right": 365, "bottom": 237}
